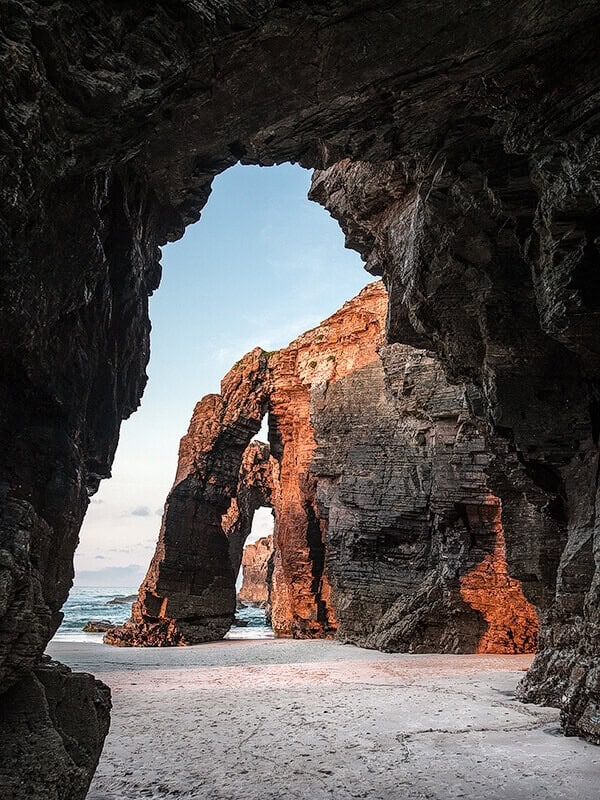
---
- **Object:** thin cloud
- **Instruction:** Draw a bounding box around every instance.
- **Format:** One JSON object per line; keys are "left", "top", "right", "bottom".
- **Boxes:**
{"left": 74, "top": 564, "right": 146, "bottom": 588}
{"left": 131, "top": 506, "right": 151, "bottom": 517}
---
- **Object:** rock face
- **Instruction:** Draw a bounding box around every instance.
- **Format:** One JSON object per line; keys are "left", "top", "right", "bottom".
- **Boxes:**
{"left": 105, "top": 349, "right": 271, "bottom": 646}
{"left": 266, "top": 284, "right": 390, "bottom": 636}
{"left": 109, "top": 283, "right": 387, "bottom": 643}
{"left": 312, "top": 341, "right": 537, "bottom": 654}
{"left": 1, "top": 1, "right": 600, "bottom": 780}
{"left": 310, "top": 158, "right": 600, "bottom": 740}
{"left": 239, "top": 535, "right": 274, "bottom": 607}
{"left": 115, "top": 281, "right": 537, "bottom": 655}
{"left": 0, "top": 659, "right": 111, "bottom": 800}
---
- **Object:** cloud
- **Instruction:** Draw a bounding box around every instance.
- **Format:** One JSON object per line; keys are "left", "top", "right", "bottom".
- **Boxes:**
{"left": 74, "top": 564, "right": 146, "bottom": 588}
{"left": 95, "top": 555, "right": 106, "bottom": 560}
{"left": 131, "top": 506, "right": 151, "bottom": 517}
{"left": 155, "top": 508, "right": 163, "bottom": 516}
{"left": 90, "top": 498, "right": 104, "bottom": 505}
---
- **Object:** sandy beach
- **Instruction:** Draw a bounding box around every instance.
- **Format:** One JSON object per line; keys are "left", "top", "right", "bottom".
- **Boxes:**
{"left": 47, "top": 639, "right": 599, "bottom": 800}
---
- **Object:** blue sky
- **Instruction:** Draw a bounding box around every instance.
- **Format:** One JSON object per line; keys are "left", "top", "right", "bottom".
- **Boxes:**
{"left": 75, "top": 163, "right": 373, "bottom": 587}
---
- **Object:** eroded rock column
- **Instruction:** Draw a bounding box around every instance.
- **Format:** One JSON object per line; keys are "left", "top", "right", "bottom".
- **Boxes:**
{"left": 115, "top": 281, "right": 538, "bottom": 655}
{"left": 107, "top": 348, "right": 270, "bottom": 645}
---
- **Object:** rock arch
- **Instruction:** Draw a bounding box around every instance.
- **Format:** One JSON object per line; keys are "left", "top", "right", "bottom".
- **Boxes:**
{"left": 2, "top": 3, "right": 600, "bottom": 795}
{"left": 109, "top": 282, "right": 538, "bottom": 656}
{"left": 238, "top": 531, "right": 274, "bottom": 613}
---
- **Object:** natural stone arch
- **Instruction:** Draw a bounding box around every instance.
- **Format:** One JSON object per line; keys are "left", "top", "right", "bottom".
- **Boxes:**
{"left": 106, "top": 348, "right": 272, "bottom": 645}
{"left": 109, "top": 282, "right": 538, "bottom": 656}
{"left": 2, "top": 4, "right": 600, "bottom": 795}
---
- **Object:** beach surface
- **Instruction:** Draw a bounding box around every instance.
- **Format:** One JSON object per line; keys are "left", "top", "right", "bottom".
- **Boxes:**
{"left": 47, "top": 639, "right": 599, "bottom": 800}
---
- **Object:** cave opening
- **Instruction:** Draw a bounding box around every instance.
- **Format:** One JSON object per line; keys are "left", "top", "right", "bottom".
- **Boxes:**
{"left": 3, "top": 8, "right": 600, "bottom": 798}
{"left": 67, "top": 163, "right": 369, "bottom": 589}
{"left": 46, "top": 157, "right": 542, "bottom": 660}
{"left": 59, "top": 162, "right": 370, "bottom": 645}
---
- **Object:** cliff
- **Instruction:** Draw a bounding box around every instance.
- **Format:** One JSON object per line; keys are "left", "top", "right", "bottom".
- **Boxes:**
{"left": 112, "top": 281, "right": 537, "bottom": 655}
{"left": 108, "top": 282, "right": 387, "bottom": 643}
{"left": 239, "top": 535, "right": 274, "bottom": 607}
{"left": 1, "top": 4, "right": 600, "bottom": 793}
{"left": 311, "top": 158, "right": 600, "bottom": 737}
{"left": 312, "top": 341, "right": 537, "bottom": 653}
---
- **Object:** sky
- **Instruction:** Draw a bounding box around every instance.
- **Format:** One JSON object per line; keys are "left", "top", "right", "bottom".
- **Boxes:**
{"left": 74, "top": 163, "right": 372, "bottom": 588}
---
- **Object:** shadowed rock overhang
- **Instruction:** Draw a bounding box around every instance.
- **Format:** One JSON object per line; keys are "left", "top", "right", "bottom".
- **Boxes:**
{"left": 2, "top": 3, "right": 600, "bottom": 796}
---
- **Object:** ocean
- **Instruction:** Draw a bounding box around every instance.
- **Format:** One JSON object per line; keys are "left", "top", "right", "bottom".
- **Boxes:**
{"left": 53, "top": 587, "right": 274, "bottom": 643}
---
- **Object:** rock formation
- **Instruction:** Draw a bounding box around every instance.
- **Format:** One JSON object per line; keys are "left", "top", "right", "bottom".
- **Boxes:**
{"left": 310, "top": 158, "right": 600, "bottom": 738}
{"left": 82, "top": 620, "right": 114, "bottom": 633}
{"left": 2, "top": 6, "right": 600, "bottom": 794}
{"left": 224, "top": 443, "right": 275, "bottom": 580}
{"left": 114, "top": 281, "right": 537, "bottom": 656}
{"left": 0, "top": 659, "right": 110, "bottom": 800}
{"left": 313, "top": 341, "right": 538, "bottom": 654}
{"left": 105, "top": 349, "right": 271, "bottom": 646}
{"left": 109, "top": 283, "right": 387, "bottom": 643}
{"left": 239, "top": 535, "right": 273, "bottom": 607}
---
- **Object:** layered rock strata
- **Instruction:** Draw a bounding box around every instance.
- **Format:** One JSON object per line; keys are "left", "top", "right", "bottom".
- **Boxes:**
{"left": 1, "top": 0, "right": 599, "bottom": 774}
{"left": 109, "top": 283, "right": 388, "bottom": 643}
{"left": 311, "top": 157, "right": 600, "bottom": 741}
{"left": 106, "top": 350, "right": 271, "bottom": 646}
{"left": 313, "top": 341, "right": 537, "bottom": 653}
{"left": 238, "top": 534, "right": 274, "bottom": 607}
{"left": 114, "top": 282, "right": 537, "bottom": 655}
{"left": 0, "top": 659, "right": 111, "bottom": 800}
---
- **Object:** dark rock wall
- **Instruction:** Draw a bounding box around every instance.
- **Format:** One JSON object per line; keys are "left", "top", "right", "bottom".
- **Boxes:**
{"left": 310, "top": 154, "right": 600, "bottom": 740}
{"left": 0, "top": 2, "right": 599, "bottom": 783}
{"left": 0, "top": 659, "right": 110, "bottom": 800}
{"left": 311, "top": 343, "right": 537, "bottom": 654}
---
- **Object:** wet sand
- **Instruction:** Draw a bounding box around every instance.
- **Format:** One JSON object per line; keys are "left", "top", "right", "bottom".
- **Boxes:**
{"left": 47, "top": 639, "right": 599, "bottom": 800}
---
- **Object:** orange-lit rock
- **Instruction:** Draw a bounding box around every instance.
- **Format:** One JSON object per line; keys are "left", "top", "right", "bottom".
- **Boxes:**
{"left": 109, "top": 281, "right": 537, "bottom": 652}
{"left": 312, "top": 341, "right": 538, "bottom": 654}
{"left": 108, "top": 283, "right": 386, "bottom": 644}
{"left": 223, "top": 443, "right": 275, "bottom": 579}
{"left": 106, "top": 349, "right": 271, "bottom": 646}
{"left": 267, "top": 281, "right": 387, "bottom": 636}
{"left": 459, "top": 502, "right": 538, "bottom": 654}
